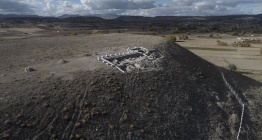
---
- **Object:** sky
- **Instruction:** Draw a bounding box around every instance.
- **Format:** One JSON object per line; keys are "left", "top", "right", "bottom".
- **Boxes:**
{"left": 0, "top": 0, "right": 262, "bottom": 17}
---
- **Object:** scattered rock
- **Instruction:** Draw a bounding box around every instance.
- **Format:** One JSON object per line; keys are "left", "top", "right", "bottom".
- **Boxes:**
{"left": 4, "top": 120, "right": 11, "bottom": 125}
{"left": 15, "top": 114, "right": 23, "bottom": 119}
{"left": 75, "top": 122, "right": 81, "bottom": 127}
{"left": 48, "top": 125, "right": 54, "bottom": 131}
{"left": 51, "top": 134, "right": 57, "bottom": 139}
{"left": 24, "top": 67, "right": 35, "bottom": 72}
{"left": 57, "top": 59, "right": 68, "bottom": 64}
{"left": 21, "top": 123, "right": 26, "bottom": 128}
{"left": 75, "top": 134, "right": 81, "bottom": 139}
{"left": 108, "top": 124, "right": 114, "bottom": 129}
{"left": 63, "top": 115, "right": 70, "bottom": 121}
{"left": 129, "top": 124, "right": 134, "bottom": 129}
{"left": 2, "top": 132, "right": 10, "bottom": 139}
{"left": 79, "top": 53, "right": 91, "bottom": 57}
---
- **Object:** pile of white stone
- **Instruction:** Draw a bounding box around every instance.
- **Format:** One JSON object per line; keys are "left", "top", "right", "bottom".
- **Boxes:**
{"left": 97, "top": 47, "right": 159, "bottom": 73}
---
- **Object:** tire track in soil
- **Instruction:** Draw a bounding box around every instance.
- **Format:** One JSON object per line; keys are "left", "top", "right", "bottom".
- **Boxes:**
{"left": 29, "top": 83, "right": 75, "bottom": 139}
{"left": 68, "top": 80, "right": 89, "bottom": 140}
{"left": 32, "top": 114, "right": 58, "bottom": 140}
{"left": 61, "top": 79, "right": 89, "bottom": 139}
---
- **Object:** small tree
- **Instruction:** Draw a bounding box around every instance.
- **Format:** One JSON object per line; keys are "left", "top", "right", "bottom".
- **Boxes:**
{"left": 166, "top": 35, "right": 177, "bottom": 42}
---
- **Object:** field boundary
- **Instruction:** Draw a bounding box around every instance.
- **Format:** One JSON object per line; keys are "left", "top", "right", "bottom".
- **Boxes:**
{"left": 221, "top": 72, "right": 245, "bottom": 140}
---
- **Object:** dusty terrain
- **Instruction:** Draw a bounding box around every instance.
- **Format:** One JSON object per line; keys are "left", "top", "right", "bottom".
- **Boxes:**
{"left": 176, "top": 34, "right": 262, "bottom": 82}
{"left": 0, "top": 29, "right": 262, "bottom": 139}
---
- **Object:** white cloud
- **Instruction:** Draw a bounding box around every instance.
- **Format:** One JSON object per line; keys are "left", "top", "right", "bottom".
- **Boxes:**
{"left": 0, "top": 0, "right": 262, "bottom": 16}
{"left": 171, "top": 0, "right": 197, "bottom": 6}
{"left": 80, "top": 0, "right": 155, "bottom": 10}
{"left": 194, "top": 2, "right": 215, "bottom": 10}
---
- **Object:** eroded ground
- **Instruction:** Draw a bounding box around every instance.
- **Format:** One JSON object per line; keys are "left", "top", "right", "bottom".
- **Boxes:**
{"left": 0, "top": 29, "right": 262, "bottom": 139}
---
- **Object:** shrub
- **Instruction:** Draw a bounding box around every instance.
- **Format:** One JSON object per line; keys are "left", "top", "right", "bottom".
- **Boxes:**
{"left": 179, "top": 35, "right": 189, "bottom": 40}
{"left": 260, "top": 48, "right": 262, "bottom": 56}
{"left": 183, "top": 35, "right": 189, "bottom": 40}
{"left": 102, "top": 30, "right": 109, "bottom": 34}
{"left": 216, "top": 40, "right": 228, "bottom": 46}
{"left": 232, "top": 41, "right": 251, "bottom": 47}
{"left": 165, "top": 35, "right": 177, "bottom": 42}
{"left": 232, "top": 32, "right": 239, "bottom": 36}
{"left": 209, "top": 34, "right": 213, "bottom": 38}
{"left": 245, "top": 39, "right": 262, "bottom": 44}
{"left": 228, "top": 64, "right": 237, "bottom": 71}
{"left": 70, "top": 32, "right": 77, "bottom": 36}
{"left": 91, "top": 30, "right": 101, "bottom": 34}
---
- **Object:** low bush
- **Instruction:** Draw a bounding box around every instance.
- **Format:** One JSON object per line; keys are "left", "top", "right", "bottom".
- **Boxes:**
{"left": 216, "top": 40, "right": 228, "bottom": 46}
{"left": 232, "top": 41, "right": 251, "bottom": 47}
{"left": 245, "top": 39, "right": 262, "bottom": 44}
{"left": 70, "top": 32, "right": 77, "bottom": 36}
{"left": 178, "top": 35, "right": 189, "bottom": 40}
{"left": 165, "top": 35, "right": 177, "bottom": 42}
{"left": 91, "top": 30, "right": 101, "bottom": 34}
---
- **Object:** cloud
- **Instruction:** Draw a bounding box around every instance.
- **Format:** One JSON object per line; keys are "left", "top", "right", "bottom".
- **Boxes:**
{"left": 171, "top": 0, "right": 197, "bottom": 6}
{"left": 0, "top": 0, "right": 35, "bottom": 14}
{"left": 0, "top": 0, "right": 262, "bottom": 17}
{"left": 80, "top": 0, "right": 155, "bottom": 10}
{"left": 194, "top": 2, "right": 215, "bottom": 10}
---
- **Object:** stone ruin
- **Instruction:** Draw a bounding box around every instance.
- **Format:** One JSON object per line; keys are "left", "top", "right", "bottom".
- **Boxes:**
{"left": 98, "top": 47, "right": 162, "bottom": 73}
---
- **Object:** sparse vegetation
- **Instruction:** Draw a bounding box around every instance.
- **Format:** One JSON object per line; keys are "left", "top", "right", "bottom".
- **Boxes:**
{"left": 179, "top": 34, "right": 189, "bottom": 40}
{"left": 70, "top": 32, "right": 78, "bottom": 36}
{"left": 91, "top": 30, "right": 101, "bottom": 34}
{"left": 165, "top": 35, "right": 177, "bottom": 42}
{"left": 185, "top": 47, "right": 236, "bottom": 51}
{"left": 244, "top": 39, "right": 262, "bottom": 44}
{"left": 232, "top": 41, "right": 251, "bottom": 47}
{"left": 216, "top": 40, "right": 228, "bottom": 46}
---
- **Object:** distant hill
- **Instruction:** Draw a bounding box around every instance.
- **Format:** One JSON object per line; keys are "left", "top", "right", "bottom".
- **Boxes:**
{"left": 58, "top": 14, "right": 118, "bottom": 19}
{"left": 0, "top": 14, "right": 40, "bottom": 19}
{"left": 0, "top": 14, "right": 262, "bottom": 20}
{"left": 58, "top": 14, "right": 82, "bottom": 19}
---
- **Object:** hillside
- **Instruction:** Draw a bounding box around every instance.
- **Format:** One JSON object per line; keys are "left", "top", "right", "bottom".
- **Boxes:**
{"left": 0, "top": 40, "right": 261, "bottom": 139}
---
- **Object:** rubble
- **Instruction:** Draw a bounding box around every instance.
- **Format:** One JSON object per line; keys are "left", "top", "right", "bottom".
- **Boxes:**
{"left": 98, "top": 47, "right": 162, "bottom": 73}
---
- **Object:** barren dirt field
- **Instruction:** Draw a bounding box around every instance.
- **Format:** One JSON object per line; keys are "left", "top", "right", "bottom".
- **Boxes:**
{"left": 176, "top": 34, "right": 262, "bottom": 83}
{"left": 0, "top": 29, "right": 262, "bottom": 139}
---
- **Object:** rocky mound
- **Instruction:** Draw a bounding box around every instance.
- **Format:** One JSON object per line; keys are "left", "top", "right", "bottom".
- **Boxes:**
{"left": 0, "top": 42, "right": 261, "bottom": 140}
